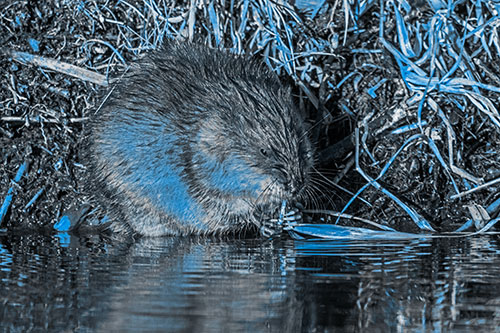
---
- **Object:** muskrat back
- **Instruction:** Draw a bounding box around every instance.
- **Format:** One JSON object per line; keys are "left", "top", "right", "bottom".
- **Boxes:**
{"left": 84, "top": 42, "right": 314, "bottom": 237}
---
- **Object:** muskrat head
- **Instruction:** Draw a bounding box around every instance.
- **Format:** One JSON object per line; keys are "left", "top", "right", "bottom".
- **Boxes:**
{"left": 194, "top": 76, "right": 314, "bottom": 215}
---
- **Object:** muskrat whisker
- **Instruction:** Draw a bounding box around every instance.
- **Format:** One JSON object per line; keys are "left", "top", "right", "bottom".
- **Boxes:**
{"left": 309, "top": 177, "right": 342, "bottom": 199}
{"left": 306, "top": 187, "right": 320, "bottom": 211}
{"left": 311, "top": 166, "right": 365, "bottom": 202}
{"left": 307, "top": 180, "right": 336, "bottom": 210}
{"left": 309, "top": 168, "right": 339, "bottom": 176}
{"left": 309, "top": 176, "right": 341, "bottom": 206}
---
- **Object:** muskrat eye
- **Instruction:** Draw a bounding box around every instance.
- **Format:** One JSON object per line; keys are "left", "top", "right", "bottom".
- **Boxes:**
{"left": 260, "top": 148, "right": 268, "bottom": 157}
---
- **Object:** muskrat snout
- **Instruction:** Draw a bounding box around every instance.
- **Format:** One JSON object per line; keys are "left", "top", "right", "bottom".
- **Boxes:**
{"left": 272, "top": 168, "right": 307, "bottom": 199}
{"left": 271, "top": 165, "right": 288, "bottom": 184}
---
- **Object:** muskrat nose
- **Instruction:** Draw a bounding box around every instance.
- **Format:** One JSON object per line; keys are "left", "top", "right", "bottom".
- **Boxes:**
{"left": 282, "top": 179, "right": 298, "bottom": 197}
{"left": 271, "top": 166, "right": 300, "bottom": 196}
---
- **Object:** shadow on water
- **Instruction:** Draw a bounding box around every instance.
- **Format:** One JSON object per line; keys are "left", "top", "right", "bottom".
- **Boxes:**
{"left": 0, "top": 231, "right": 500, "bottom": 332}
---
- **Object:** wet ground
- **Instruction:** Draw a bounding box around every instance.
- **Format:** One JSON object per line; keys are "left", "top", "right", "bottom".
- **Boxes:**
{"left": 1, "top": 233, "right": 500, "bottom": 331}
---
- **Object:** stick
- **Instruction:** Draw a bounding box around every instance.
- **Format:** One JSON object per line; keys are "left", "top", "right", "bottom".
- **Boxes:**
{"left": 6, "top": 49, "right": 108, "bottom": 87}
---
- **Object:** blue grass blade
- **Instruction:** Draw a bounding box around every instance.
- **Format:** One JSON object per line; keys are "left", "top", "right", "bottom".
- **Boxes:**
{"left": 361, "top": 130, "right": 378, "bottom": 165}
{"left": 460, "top": 55, "right": 481, "bottom": 94}
{"left": 475, "top": 0, "right": 492, "bottom": 59}
{"left": 238, "top": 0, "right": 249, "bottom": 37}
{"left": 248, "top": 29, "right": 260, "bottom": 50}
{"left": 378, "top": 0, "right": 385, "bottom": 39}
{"left": 83, "top": 40, "right": 126, "bottom": 65}
{"left": 471, "top": 216, "right": 500, "bottom": 234}
{"left": 207, "top": 1, "right": 221, "bottom": 46}
{"left": 294, "top": 0, "right": 326, "bottom": 19}
{"left": 287, "top": 224, "right": 430, "bottom": 241}
{"left": 444, "top": 77, "right": 500, "bottom": 93}
{"left": 414, "top": 44, "right": 432, "bottom": 66}
{"left": 395, "top": 0, "right": 411, "bottom": 12}
{"left": 12, "top": 163, "right": 26, "bottom": 182}
{"left": 178, "top": 13, "right": 187, "bottom": 35}
{"left": 54, "top": 232, "right": 70, "bottom": 247}
{"left": 229, "top": 21, "right": 241, "bottom": 54}
{"left": 366, "top": 78, "right": 387, "bottom": 98}
{"left": 391, "top": 121, "right": 428, "bottom": 135}
{"left": 340, "top": 103, "right": 354, "bottom": 117}
{"left": 309, "top": 0, "right": 326, "bottom": 19}
{"left": 403, "top": 68, "right": 500, "bottom": 96}
{"left": 414, "top": 22, "right": 422, "bottom": 55}
{"left": 464, "top": 92, "right": 500, "bottom": 128}
{"left": 378, "top": 133, "right": 424, "bottom": 176}
{"left": 0, "top": 162, "right": 27, "bottom": 226}
{"left": 27, "top": 38, "right": 40, "bottom": 52}
{"left": 343, "top": 0, "right": 350, "bottom": 45}
{"left": 281, "top": 2, "right": 301, "bottom": 23}
{"left": 339, "top": 133, "right": 426, "bottom": 227}
{"left": 186, "top": 1, "right": 196, "bottom": 40}
{"left": 24, "top": 187, "right": 44, "bottom": 211}
{"left": 284, "top": 24, "right": 295, "bottom": 73}
{"left": 393, "top": 1, "right": 416, "bottom": 57}
{"left": 54, "top": 158, "right": 63, "bottom": 171}
{"left": 333, "top": 71, "right": 360, "bottom": 90}
{"left": 427, "top": 137, "right": 459, "bottom": 193}
{"left": 335, "top": 182, "right": 371, "bottom": 224}
{"left": 380, "top": 38, "right": 426, "bottom": 78}
{"left": 355, "top": 0, "right": 366, "bottom": 18}
{"left": 54, "top": 215, "right": 71, "bottom": 232}
{"left": 490, "top": 30, "right": 500, "bottom": 57}
{"left": 427, "top": 0, "right": 447, "bottom": 13}
{"left": 378, "top": 185, "right": 435, "bottom": 231}
{"left": 351, "top": 48, "right": 382, "bottom": 54}
{"left": 440, "top": 24, "right": 467, "bottom": 83}
{"left": 487, "top": 197, "right": 500, "bottom": 213}
{"left": 354, "top": 132, "right": 434, "bottom": 231}
{"left": 353, "top": 73, "right": 363, "bottom": 92}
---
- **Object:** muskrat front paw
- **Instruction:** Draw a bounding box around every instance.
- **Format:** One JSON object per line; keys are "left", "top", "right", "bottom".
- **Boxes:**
{"left": 259, "top": 206, "right": 303, "bottom": 238}
{"left": 283, "top": 207, "right": 303, "bottom": 223}
{"left": 259, "top": 219, "right": 283, "bottom": 238}
{"left": 281, "top": 207, "right": 304, "bottom": 231}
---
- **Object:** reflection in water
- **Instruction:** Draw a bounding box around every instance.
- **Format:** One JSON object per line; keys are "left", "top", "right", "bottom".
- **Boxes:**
{"left": 0, "top": 232, "right": 499, "bottom": 331}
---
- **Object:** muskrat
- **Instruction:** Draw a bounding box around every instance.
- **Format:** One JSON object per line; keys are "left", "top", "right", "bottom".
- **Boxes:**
{"left": 84, "top": 42, "right": 314, "bottom": 237}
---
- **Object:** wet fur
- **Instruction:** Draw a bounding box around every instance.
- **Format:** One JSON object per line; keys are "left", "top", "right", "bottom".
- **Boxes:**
{"left": 84, "top": 42, "right": 313, "bottom": 236}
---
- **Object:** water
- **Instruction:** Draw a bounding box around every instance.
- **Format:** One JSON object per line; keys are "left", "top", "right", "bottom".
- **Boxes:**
{"left": 1, "top": 233, "right": 499, "bottom": 332}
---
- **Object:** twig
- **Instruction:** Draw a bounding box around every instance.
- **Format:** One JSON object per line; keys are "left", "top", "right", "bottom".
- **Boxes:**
{"left": 303, "top": 209, "right": 394, "bottom": 231}
{"left": 1, "top": 116, "right": 88, "bottom": 123}
{"left": 6, "top": 49, "right": 108, "bottom": 86}
{"left": 450, "top": 177, "right": 500, "bottom": 200}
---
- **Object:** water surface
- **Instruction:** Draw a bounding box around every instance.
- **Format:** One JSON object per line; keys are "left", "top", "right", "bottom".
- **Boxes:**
{"left": 1, "top": 233, "right": 499, "bottom": 332}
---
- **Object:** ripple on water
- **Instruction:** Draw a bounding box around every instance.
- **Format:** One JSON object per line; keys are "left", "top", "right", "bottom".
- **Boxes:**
{"left": 0, "top": 233, "right": 499, "bottom": 331}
